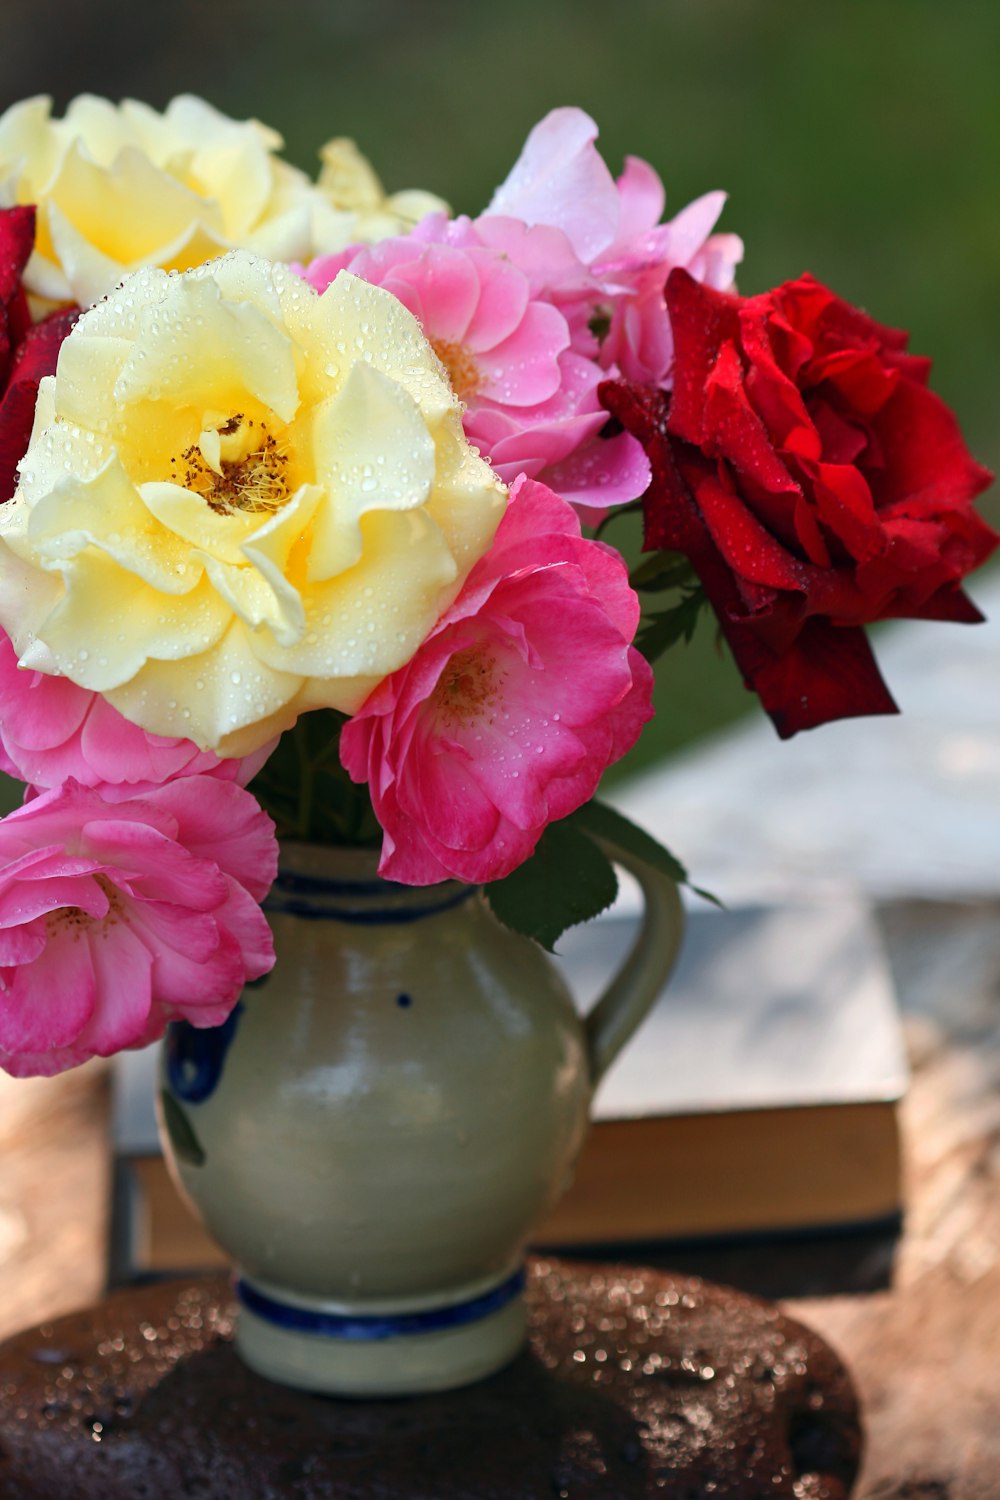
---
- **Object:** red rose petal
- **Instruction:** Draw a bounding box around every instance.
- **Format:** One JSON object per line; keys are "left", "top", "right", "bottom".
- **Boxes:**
{"left": 749, "top": 618, "right": 899, "bottom": 739}
{"left": 695, "top": 471, "right": 805, "bottom": 592}
{"left": 0, "top": 309, "right": 76, "bottom": 503}
{"left": 808, "top": 345, "right": 899, "bottom": 415}
{"left": 0, "top": 206, "right": 35, "bottom": 306}
{"left": 810, "top": 460, "right": 881, "bottom": 561}
{"left": 791, "top": 491, "right": 832, "bottom": 568}
{"left": 872, "top": 375, "right": 994, "bottom": 512}
{"left": 702, "top": 338, "right": 799, "bottom": 492}
{"left": 663, "top": 268, "right": 742, "bottom": 443}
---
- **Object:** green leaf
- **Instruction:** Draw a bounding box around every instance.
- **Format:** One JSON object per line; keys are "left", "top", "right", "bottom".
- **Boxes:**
{"left": 635, "top": 587, "right": 708, "bottom": 663}
{"left": 485, "top": 821, "right": 619, "bottom": 951}
{"left": 160, "top": 1090, "right": 206, "bottom": 1168}
{"left": 568, "top": 800, "right": 687, "bottom": 882}
{"left": 569, "top": 799, "right": 722, "bottom": 908}
{"left": 592, "top": 499, "right": 643, "bottom": 541}
{"left": 629, "top": 550, "right": 697, "bottom": 594}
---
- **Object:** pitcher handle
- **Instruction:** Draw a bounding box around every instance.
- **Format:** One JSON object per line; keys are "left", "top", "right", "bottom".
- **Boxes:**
{"left": 583, "top": 836, "right": 686, "bottom": 1087}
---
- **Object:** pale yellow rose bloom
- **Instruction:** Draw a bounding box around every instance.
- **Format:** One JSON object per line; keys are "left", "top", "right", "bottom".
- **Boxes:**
{"left": 0, "top": 252, "right": 507, "bottom": 757}
{"left": 0, "top": 94, "right": 324, "bottom": 312}
{"left": 311, "top": 137, "right": 449, "bottom": 255}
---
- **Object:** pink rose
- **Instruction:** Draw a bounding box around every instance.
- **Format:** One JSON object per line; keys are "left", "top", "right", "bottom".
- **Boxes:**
{"left": 0, "top": 629, "right": 272, "bottom": 794}
{"left": 301, "top": 224, "right": 650, "bottom": 516}
{"left": 340, "top": 476, "right": 653, "bottom": 884}
{"left": 0, "top": 776, "right": 276, "bottom": 1076}
{"left": 487, "top": 107, "right": 743, "bottom": 387}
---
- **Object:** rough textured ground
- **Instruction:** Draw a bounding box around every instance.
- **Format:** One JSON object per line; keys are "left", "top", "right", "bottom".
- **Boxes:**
{"left": 0, "top": 1260, "right": 859, "bottom": 1500}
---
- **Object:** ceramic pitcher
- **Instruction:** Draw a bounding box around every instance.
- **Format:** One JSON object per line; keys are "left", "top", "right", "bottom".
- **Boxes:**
{"left": 158, "top": 839, "right": 683, "bottom": 1395}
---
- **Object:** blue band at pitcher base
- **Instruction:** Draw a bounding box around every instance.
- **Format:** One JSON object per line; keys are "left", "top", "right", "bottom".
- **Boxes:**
{"left": 235, "top": 1267, "right": 525, "bottom": 1341}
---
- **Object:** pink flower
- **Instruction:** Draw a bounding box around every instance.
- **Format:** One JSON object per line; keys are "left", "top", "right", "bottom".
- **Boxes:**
{"left": 488, "top": 107, "right": 743, "bottom": 386}
{"left": 413, "top": 211, "right": 599, "bottom": 334}
{"left": 487, "top": 108, "right": 625, "bottom": 267}
{"left": 340, "top": 476, "right": 653, "bottom": 885}
{"left": 0, "top": 777, "right": 276, "bottom": 1077}
{"left": 302, "top": 228, "right": 650, "bottom": 516}
{"left": 305, "top": 235, "right": 569, "bottom": 406}
{"left": 0, "top": 629, "right": 272, "bottom": 794}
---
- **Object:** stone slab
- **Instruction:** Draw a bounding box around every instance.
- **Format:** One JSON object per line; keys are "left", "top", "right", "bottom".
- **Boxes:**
{"left": 0, "top": 1259, "right": 860, "bottom": 1499}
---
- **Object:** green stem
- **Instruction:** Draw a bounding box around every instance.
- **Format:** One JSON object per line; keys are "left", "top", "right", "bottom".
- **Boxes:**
{"left": 294, "top": 719, "right": 316, "bottom": 841}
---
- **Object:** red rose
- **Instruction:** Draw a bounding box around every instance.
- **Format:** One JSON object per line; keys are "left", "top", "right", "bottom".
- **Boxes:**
{"left": 603, "top": 270, "right": 997, "bottom": 736}
{"left": 0, "top": 206, "right": 76, "bottom": 504}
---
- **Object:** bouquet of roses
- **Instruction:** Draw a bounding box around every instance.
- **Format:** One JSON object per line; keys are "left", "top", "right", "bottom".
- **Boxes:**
{"left": 0, "top": 96, "right": 993, "bottom": 1078}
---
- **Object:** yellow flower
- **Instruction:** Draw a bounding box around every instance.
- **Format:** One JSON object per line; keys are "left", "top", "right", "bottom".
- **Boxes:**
{"left": 0, "top": 94, "right": 322, "bottom": 313}
{"left": 311, "top": 137, "right": 449, "bottom": 254}
{"left": 0, "top": 252, "right": 507, "bottom": 756}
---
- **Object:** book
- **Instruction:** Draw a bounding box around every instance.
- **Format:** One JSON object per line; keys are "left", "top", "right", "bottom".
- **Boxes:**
{"left": 536, "top": 896, "right": 906, "bottom": 1245}
{"left": 109, "top": 896, "right": 906, "bottom": 1279}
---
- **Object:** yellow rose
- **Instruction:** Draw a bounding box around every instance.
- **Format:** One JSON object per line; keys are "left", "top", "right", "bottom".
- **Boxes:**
{"left": 312, "top": 137, "right": 449, "bottom": 254}
{"left": 0, "top": 252, "right": 507, "bottom": 756}
{"left": 0, "top": 94, "right": 322, "bottom": 312}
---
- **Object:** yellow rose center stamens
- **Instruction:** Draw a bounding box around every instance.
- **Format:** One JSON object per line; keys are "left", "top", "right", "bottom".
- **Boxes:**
{"left": 432, "top": 646, "right": 504, "bottom": 728}
{"left": 430, "top": 339, "right": 481, "bottom": 402}
{"left": 171, "top": 416, "right": 291, "bottom": 515}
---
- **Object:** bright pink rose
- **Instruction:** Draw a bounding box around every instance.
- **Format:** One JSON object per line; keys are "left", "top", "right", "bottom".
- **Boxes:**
{"left": 340, "top": 476, "right": 653, "bottom": 884}
{"left": 487, "top": 107, "right": 743, "bottom": 386}
{"left": 0, "top": 206, "right": 77, "bottom": 502}
{"left": 302, "top": 226, "right": 650, "bottom": 516}
{"left": 0, "top": 777, "right": 276, "bottom": 1077}
{"left": 0, "top": 629, "right": 272, "bottom": 793}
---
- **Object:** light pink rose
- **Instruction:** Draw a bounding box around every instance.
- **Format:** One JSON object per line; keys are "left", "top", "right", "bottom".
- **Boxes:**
{"left": 301, "top": 228, "right": 650, "bottom": 516}
{"left": 488, "top": 106, "right": 743, "bottom": 386}
{"left": 0, "top": 630, "right": 272, "bottom": 795}
{"left": 595, "top": 182, "right": 744, "bottom": 387}
{"left": 487, "top": 107, "right": 625, "bottom": 266}
{"left": 413, "top": 211, "right": 599, "bottom": 335}
{"left": 0, "top": 776, "right": 276, "bottom": 1076}
{"left": 339, "top": 476, "right": 653, "bottom": 885}
{"left": 305, "top": 235, "right": 570, "bottom": 405}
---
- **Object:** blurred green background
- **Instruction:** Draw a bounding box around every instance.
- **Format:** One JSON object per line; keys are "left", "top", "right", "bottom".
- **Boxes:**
{"left": 2, "top": 0, "right": 998, "bottom": 784}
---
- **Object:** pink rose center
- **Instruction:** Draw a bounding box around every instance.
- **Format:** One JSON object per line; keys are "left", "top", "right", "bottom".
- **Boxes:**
{"left": 430, "top": 339, "right": 481, "bottom": 401}
{"left": 432, "top": 646, "right": 504, "bottom": 728}
{"left": 45, "top": 873, "right": 124, "bottom": 939}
